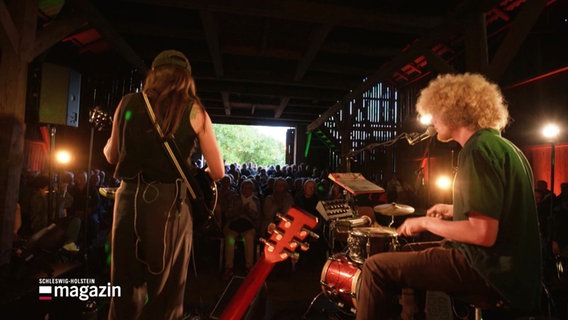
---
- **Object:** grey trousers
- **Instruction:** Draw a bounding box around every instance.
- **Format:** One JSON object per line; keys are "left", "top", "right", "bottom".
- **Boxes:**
{"left": 108, "top": 179, "right": 193, "bottom": 320}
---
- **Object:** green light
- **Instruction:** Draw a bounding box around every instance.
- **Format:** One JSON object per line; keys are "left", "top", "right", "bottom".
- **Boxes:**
{"left": 125, "top": 110, "right": 132, "bottom": 121}
{"left": 304, "top": 131, "right": 312, "bottom": 158}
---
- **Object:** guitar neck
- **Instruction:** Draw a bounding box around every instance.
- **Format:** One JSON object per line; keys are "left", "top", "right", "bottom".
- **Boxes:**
{"left": 219, "top": 255, "right": 275, "bottom": 320}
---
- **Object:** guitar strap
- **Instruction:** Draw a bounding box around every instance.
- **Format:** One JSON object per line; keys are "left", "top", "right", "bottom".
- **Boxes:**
{"left": 141, "top": 92, "right": 198, "bottom": 201}
{"left": 141, "top": 92, "right": 207, "bottom": 285}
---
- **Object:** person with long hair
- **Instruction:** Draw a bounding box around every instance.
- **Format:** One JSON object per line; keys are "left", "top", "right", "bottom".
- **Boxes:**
{"left": 104, "top": 49, "right": 224, "bottom": 319}
{"left": 356, "top": 73, "right": 541, "bottom": 319}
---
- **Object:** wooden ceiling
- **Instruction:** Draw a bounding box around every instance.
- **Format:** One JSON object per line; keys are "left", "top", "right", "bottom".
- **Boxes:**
{"left": 34, "top": 0, "right": 565, "bottom": 128}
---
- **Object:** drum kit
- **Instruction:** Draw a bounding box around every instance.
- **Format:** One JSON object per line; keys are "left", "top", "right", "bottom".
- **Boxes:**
{"left": 320, "top": 202, "right": 415, "bottom": 315}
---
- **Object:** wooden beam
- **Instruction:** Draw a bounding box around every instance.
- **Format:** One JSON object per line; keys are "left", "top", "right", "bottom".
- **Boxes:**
{"left": 309, "top": 62, "right": 378, "bottom": 77}
{"left": 70, "top": 0, "right": 148, "bottom": 74}
{"left": 221, "top": 91, "right": 231, "bottom": 115}
{"left": 125, "top": 0, "right": 440, "bottom": 34}
{"left": 464, "top": 11, "right": 488, "bottom": 73}
{"left": 198, "top": 79, "right": 345, "bottom": 101}
{"left": 31, "top": 15, "right": 87, "bottom": 61}
{"left": 423, "top": 50, "right": 456, "bottom": 74}
{"left": 294, "top": 24, "right": 332, "bottom": 81}
{"left": 274, "top": 96, "right": 290, "bottom": 119}
{"left": 196, "top": 72, "right": 360, "bottom": 91}
{"left": 259, "top": 18, "right": 270, "bottom": 53}
{"left": 487, "top": 0, "right": 548, "bottom": 81}
{"left": 321, "top": 42, "right": 402, "bottom": 57}
{"left": 200, "top": 10, "right": 223, "bottom": 77}
{"left": 18, "top": 0, "right": 38, "bottom": 61}
{"left": 0, "top": 0, "right": 20, "bottom": 52}
{"left": 114, "top": 21, "right": 204, "bottom": 40}
{"left": 221, "top": 44, "right": 302, "bottom": 60}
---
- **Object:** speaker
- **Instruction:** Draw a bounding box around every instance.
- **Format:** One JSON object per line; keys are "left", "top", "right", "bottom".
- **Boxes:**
{"left": 27, "top": 63, "right": 82, "bottom": 127}
{"left": 209, "top": 276, "right": 265, "bottom": 320}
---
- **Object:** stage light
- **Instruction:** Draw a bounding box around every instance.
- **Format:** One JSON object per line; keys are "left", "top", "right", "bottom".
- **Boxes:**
{"left": 542, "top": 123, "right": 560, "bottom": 140}
{"left": 419, "top": 114, "right": 432, "bottom": 125}
{"left": 55, "top": 150, "right": 72, "bottom": 165}
{"left": 435, "top": 175, "right": 452, "bottom": 191}
{"left": 542, "top": 123, "right": 560, "bottom": 195}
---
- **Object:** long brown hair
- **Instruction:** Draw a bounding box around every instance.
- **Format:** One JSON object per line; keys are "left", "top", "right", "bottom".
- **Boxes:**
{"left": 142, "top": 65, "right": 205, "bottom": 138}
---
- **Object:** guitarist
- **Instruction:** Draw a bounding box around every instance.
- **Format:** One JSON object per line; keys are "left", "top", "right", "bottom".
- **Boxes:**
{"left": 103, "top": 49, "right": 224, "bottom": 320}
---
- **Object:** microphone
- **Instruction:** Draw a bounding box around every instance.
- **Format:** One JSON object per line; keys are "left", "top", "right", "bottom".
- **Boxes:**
{"left": 406, "top": 126, "right": 436, "bottom": 145}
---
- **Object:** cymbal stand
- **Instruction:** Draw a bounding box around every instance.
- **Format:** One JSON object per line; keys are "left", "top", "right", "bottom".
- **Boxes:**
{"left": 387, "top": 214, "right": 401, "bottom": 251}
{"left": 387, "top": 214, "right": 396, "bottom": 228}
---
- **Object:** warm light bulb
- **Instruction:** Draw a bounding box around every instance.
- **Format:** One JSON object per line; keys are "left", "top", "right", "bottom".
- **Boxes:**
{"left": 435, "top": 175, "right": 452, "bottom": 191}
{"left": 542, "top": 123, "right": 560, "bottom": 140}
{"left": 56, "top": 150, "right": 72, "bottom": 165}
{"left": 419, "top": 114, "right": 432, "bottom": 125}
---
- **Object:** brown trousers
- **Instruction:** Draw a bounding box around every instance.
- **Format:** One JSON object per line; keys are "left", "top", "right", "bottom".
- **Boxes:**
{"left": 356, "top": 242, "right": 502, "bottom": 320}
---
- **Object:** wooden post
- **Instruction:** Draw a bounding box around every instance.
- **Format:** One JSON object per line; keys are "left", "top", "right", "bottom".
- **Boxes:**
{"left": 0, "top": 0, "right": 38, "bottom": 265}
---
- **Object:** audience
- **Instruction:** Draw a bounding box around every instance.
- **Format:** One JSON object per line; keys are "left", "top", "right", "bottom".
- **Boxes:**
{"left": 261, "top": 177, "right": 294, "bottom": 237}
{"left": 222, "top": 179, "right": 261, "bottom": 280}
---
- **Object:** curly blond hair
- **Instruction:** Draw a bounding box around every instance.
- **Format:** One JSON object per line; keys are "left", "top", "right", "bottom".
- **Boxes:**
{"left": 416, "top": 73, "right": 509, "bottom": 131}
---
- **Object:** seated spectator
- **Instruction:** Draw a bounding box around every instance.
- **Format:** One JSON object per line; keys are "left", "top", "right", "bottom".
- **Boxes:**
{"left": 266, "top": 165, "right": 276, "bottom": 176}
{"left": 328, "top": 183, "right": 345, "bottom": 200}
{"left": 24, "top": 174, "right": 81, "bottom": 253}
{"left": 222, "top": 179, "right": 261, "bottom": 280}
{"left": 261, "top": 178, "right": 294, "bottom": 236}
{"left": 55, "top": 171, "right": 81, "bottom": 252}
{"left": 294, "top": 179, "right": 326, "bottom": 262}
{"left": 29, "top": 174, "right": 50, "bottom": 235}
{"left": 240, "top": 163, "right": 251, "bottom": 177}
{"left": 262, "top": 177, "right": 275, "bottom": 198}
{"left": 294, "top": 179, "right": 319, "bottom": 218}
{"left": 215, "top": 175, "right": 238, "bottom": 227}
{"left": 316, "top": 178, "right": 331, "bottom": 199}
{"left": 551, "top": 193, "right": 568, "bottom": 257}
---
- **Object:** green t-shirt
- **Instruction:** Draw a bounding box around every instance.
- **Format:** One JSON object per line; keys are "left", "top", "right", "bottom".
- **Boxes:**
{"left": 447, "top": 129, "right": 541, "bottom": 312}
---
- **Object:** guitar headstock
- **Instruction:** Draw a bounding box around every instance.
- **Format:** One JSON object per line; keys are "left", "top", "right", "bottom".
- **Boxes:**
{"left": 89, "top": 107, "right": 112, "bottom": 131}
{"left": 261, "top": 206, "right": 319, "bottom": 263}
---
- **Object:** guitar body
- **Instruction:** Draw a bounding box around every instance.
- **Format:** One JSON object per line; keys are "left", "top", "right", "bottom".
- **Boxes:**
{"left": 187, "top": 167, "right": 219, "bottom": 234}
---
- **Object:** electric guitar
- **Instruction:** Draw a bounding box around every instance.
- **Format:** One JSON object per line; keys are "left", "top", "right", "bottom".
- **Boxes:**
{"left": 89, "top": 106, "right": 112, "bottom": 131}
{"left": 218, "top": 206, "right": 319, "bottom": 320}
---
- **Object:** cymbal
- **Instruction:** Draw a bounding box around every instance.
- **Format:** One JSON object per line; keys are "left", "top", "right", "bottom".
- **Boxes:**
{"left": 374, "top": 202, "right": 415, "bottom": 216}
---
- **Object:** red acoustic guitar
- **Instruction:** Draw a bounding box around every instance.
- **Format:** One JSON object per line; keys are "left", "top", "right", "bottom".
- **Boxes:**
{"left": 219, "top": 206, "right": 319, "bottom": 320}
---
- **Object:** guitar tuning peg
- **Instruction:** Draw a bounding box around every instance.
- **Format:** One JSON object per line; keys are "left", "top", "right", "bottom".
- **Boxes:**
{"left": 291, "top": 239, "right": 310, "bottom": 251}
{"left": 301, "top": 227, "right": 319, "bottom": 240}
{"left": 282, "top": 249, "right": 299, "bottom": 261}
{"left": 259, "top": 237, "right": 273, "bottom": 249}
{"left": 275, "top": 212, "right": 290, "bottom": 222}
{"left": 267, "top": 222, "right": 277, "bottom": 234}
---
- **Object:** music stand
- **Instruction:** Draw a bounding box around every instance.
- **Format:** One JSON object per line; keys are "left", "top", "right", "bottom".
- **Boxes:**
{"left": 328, "top": 173, "right": 385, "bottom": 195}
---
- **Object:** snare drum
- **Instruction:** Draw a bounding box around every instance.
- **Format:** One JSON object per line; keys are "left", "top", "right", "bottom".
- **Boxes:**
{"left": 320, "top": 253, "right": 361, "bottom": 313}
{"left": 347, "top": 226, "right": 397, "bottom": 264}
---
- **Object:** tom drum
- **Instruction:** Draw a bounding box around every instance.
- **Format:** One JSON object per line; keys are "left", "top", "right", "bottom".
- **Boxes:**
{"left": 347, "top": 226, "right": 398, "bottom": 264}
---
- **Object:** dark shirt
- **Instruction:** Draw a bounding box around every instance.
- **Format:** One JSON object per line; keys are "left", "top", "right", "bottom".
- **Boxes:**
{"left": 114, "top": 93, "right": 197, "bottom": 182}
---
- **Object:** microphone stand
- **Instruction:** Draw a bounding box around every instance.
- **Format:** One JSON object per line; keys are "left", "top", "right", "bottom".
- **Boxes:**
{"left": 344, "top": 131, "right": 414, "bottom": 171}
{"left": 341, "top": 130, "right": 424, "bottom": 216}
